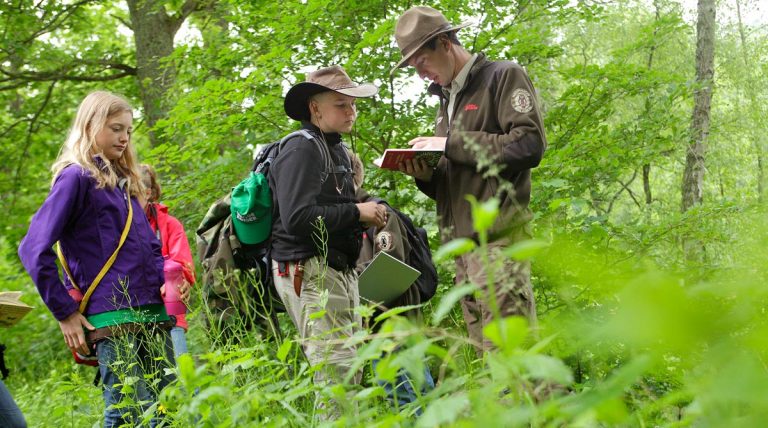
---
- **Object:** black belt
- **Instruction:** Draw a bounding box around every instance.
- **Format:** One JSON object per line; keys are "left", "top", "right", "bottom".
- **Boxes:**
{"left": 87, "top": 318, "right": 176, "bottom": 344}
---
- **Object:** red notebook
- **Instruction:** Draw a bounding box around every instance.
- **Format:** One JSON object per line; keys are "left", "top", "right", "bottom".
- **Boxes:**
{"left": 373, "top": 149, "right": 443, "bottom": 170}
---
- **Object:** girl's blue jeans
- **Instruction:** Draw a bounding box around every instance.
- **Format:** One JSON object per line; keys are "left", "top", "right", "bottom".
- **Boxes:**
{"left": 372, "top": 359, "right": 435, "bottom": 415}
{"left": 169, "top": 326, "right": 188, "bottom": 359}
{"left": 96, "top": 329, "right": 175, "bottom": 428}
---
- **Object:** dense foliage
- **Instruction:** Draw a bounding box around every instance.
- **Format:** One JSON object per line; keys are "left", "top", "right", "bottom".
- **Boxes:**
{"left": 1, "top": 0, "right": 767, "bottom": 426}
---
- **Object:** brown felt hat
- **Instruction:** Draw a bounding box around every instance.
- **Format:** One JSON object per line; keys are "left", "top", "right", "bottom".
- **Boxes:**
{"left": 391, "top": 6, "right": 471, "bottom": 74}
{"left": 284, "top": 65, "right": 378, "bottom": 121}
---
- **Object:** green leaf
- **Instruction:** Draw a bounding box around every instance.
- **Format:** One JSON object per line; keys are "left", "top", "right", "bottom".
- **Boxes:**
{"left": 373, "top": 304, "right": 423, "bottom": 325}
{"left": 594, "top": 397, "right": 629, "bottom": 424}
{"left": 482, "top": 316, "right": 529, "bottom": 352}
{"left": 433, "top": 238, "right": 476, "bottom": 263}
{"left": 517, "top": 354, "right": 574, "bottom": 385}
{"left": 417, "top": 393, "right": 470, "bottom": 428}
{"left": 309, "top": 309, "right": 327, "bottom": 320}
{"left": 503, "top": 239, "right": 550, "bottom": 260}
{"left": 467, "top": 195, "right": 499, "bottom": 234}
{"left": 276, "top": 339, "right": 292, "bottom": 363}
{"left": 432, "top": 284, "right": 478, "bottom": 325}
{"left": 354, "top": 386, "right": 386, "bottom": 401}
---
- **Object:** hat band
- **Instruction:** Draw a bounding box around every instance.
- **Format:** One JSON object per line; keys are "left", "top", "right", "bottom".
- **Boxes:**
{"left": 400, "top": 23, "right": 454, "bottom": 58}
{"left": 327, "top": 83, "right": 358, "bottom": 91}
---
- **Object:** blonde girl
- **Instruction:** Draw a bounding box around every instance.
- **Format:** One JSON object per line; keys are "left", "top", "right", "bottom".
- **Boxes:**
{"left": 19, "top": 91, "right": 174, "bottom": 427}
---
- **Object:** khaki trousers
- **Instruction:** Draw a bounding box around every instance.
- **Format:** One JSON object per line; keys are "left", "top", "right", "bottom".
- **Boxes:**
{"left": 455, "top": 242, "right": 537, "bottom": 355}
{"left": 272, "top": 257, "right": 362, "bottom": 386}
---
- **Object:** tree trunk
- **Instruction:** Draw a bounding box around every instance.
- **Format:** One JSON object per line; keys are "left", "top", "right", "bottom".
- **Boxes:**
{"left": 681, "top": 0, "right": 715, "bottom": 262}
{"left": 681, "top": 0, "right": 715, "bottom": 213}
{"left": 642, "top": 0, "right": 661, "bottom": 209}
{"left": 643, "top": 164, "right": 652, "bottom": 205}
{"left": 126, "top": 0, "right": 197, "bottom": 146}
{"left": 735, "top": 0, "right": 765, "bottom": 203}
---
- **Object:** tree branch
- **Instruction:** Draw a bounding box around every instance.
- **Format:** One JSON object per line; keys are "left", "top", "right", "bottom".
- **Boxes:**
{"left": 0, "top": 60, "right": 136, "bottom": 89}
{"left": 111, "top": 13, "right": 133, "bottom": 31}
{"left": 0, "top": 118, "right": 26, "bottom": 141}
{"left": 606, "top": 170, "right": 641, "bottom": 213}
{"left": 168, "top": 0, "right": 205, "bottom": 35}
{"left": 23, "top": 0, "right": 100, "bottom": 44}
{"left": 10, "top": 82, "right": 56, "bottom": 212}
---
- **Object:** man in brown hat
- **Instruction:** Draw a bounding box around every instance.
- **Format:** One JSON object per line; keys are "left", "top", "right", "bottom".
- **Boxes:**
{"left": 270, "top": 65, "right": 386, "bottom": 418}
{"left": 392, "top": 6, "right": 547, "bottom": 355}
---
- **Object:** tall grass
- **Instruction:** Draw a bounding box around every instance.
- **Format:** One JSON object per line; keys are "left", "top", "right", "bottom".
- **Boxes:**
{"left": 3, "top": 204, "right": 768, "bottom": 426}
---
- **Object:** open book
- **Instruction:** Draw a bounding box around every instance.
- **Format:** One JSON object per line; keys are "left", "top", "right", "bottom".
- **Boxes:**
{"left": 0, "top": 292, "right": 32, "bottom": 327}
{"left": 373, "top": 149, "right": 443, "bottom": 170}
{"left": 358, "top": 251, "right": 420, "bottom": 304}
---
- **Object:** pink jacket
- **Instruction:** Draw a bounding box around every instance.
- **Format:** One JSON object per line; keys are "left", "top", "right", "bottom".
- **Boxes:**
{"left": 146, "top": 202, "right": 195, "bottom": 330}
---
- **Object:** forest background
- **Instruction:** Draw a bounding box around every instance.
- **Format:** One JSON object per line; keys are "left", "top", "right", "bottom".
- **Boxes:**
{"left": 1, "top": 0, "right": 768, "bottom": 426}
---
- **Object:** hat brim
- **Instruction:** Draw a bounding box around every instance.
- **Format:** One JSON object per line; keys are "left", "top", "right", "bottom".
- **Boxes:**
{"left": 284, "top": 82, "right": 379, "bottom": 121}
{"left": 390, "top": 21, "right": 472, "bottom": 75}
{"left": 232, "top": 218, "right": 271, "bottom": 245}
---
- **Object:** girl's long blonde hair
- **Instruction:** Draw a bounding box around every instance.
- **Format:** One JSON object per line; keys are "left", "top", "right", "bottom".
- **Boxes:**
{"left": 51, "top": 91, "right": 143, "bottom": 197}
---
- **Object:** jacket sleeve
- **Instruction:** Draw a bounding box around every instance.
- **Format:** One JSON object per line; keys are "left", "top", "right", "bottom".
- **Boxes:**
{"left": 164, "top": 214, "right": 196, "bottom": 284}
{"left": 444, "top": 65, "right": 546, "bottom": 172}
{"left": 414, "top": 151, "right": 446, "bottom": 201}
{"left": 138, "top": 199, "right": 166, "bottom": 288}
{"left": 273, "top": 139, "right": 360, "bottom": 237}
{"left": 415, "top": 177, "right": 438, "bottom": 200}
{"left": 375, "top": 206, "right": 411, "bottom": 263}
{"left": 17, "top": 167, "right": 84, "bottom": 321}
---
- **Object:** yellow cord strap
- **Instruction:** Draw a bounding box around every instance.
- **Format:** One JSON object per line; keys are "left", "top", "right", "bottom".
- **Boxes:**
{"left": 56, "top": 189, "right": 133, "bottom": 313}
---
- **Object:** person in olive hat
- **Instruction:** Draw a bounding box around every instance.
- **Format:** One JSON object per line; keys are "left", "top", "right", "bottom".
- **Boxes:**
{"left": 391, "top": 6, "right": 548, "bottom": 355}
{"left": 269, "top": 65, "right": 387, "bottom": 417}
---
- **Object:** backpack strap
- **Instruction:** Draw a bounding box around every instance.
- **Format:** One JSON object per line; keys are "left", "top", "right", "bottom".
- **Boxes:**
{"left": 56, "top": 186, "right": 134, "bottom": 313}
{"left": 277, "top": 130, "right": 333, "bottom": 183}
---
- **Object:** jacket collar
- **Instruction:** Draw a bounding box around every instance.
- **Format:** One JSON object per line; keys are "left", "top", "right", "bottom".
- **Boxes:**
{"left": 301, "top": 121, "right": 343, "bottom": 146}
{"left": 146, "top": 202, "right": 168, "bottom": 215}
{"left": 428, "top": 53, "right": 489, "bottom": 99}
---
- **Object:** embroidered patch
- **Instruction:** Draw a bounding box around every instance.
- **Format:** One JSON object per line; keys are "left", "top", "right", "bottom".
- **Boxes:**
{"left": 464, "top": 103, "right": 479, "bottom": 111}
{"left": 511, "top": 88, "right": 533, "bottom": 113}
{"left": 376, "top": 231, "right": 394, "bottom": 252}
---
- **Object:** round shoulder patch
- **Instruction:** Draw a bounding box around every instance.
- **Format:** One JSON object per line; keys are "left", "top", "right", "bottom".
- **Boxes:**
{"left": 376, "top": 231, "right": 394, "bottom": 252}
{"left": 511, "top": 88, "right": 534, "bottom": 113}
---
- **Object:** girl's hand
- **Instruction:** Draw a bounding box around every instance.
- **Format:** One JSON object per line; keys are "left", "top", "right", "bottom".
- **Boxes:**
{"left": 179, "top": 279, "right": 192, "bottom": 301}
{"left": 58, "top": 312, "right": 95, "bottom": 356}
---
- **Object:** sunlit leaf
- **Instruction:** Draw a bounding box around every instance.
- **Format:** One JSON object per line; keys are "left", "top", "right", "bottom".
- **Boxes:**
{"left": 503, "top": 239, "right": 550, "bottom": 260}
{"left": 276, "top": 340, "right": 292, "bottom": 363}
{"left": 483, "top": 316, "right": 529, "bottom": 352}
{"left": 517, "top": 354, "right": 574, "bottom": 385}
{"left": 431, "top": 284, "right": 478, "bottom": 325}
{"left": 416, "top": 393, "right": 470, "bottom": 428}
{"left": 467, "top": 195, "right": 499, "bottom": 234}
{"left": 433, "top": 238, "right": 476, "bottom": 263}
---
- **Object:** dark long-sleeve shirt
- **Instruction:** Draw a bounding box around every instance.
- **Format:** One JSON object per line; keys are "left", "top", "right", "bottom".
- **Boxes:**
{"left": 269, "top": 122, "right": 361, "bottom": 270}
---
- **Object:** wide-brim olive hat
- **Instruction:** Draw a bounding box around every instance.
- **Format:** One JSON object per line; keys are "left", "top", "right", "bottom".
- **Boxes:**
{"left": 284, "top": 65, "right": 378, "bottom": 121}
{"left": 391, "top": 6, "right": 471, "bottom": 74}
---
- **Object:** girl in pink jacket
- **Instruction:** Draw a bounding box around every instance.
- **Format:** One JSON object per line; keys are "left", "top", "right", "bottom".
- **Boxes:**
{"left": 140, "top": 164, "right": 196, "bottom": 358}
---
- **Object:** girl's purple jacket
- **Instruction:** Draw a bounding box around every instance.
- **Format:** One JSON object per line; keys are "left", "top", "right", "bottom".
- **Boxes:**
{"left": 18, "top": 164, "right": 165, "bottom": 321}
